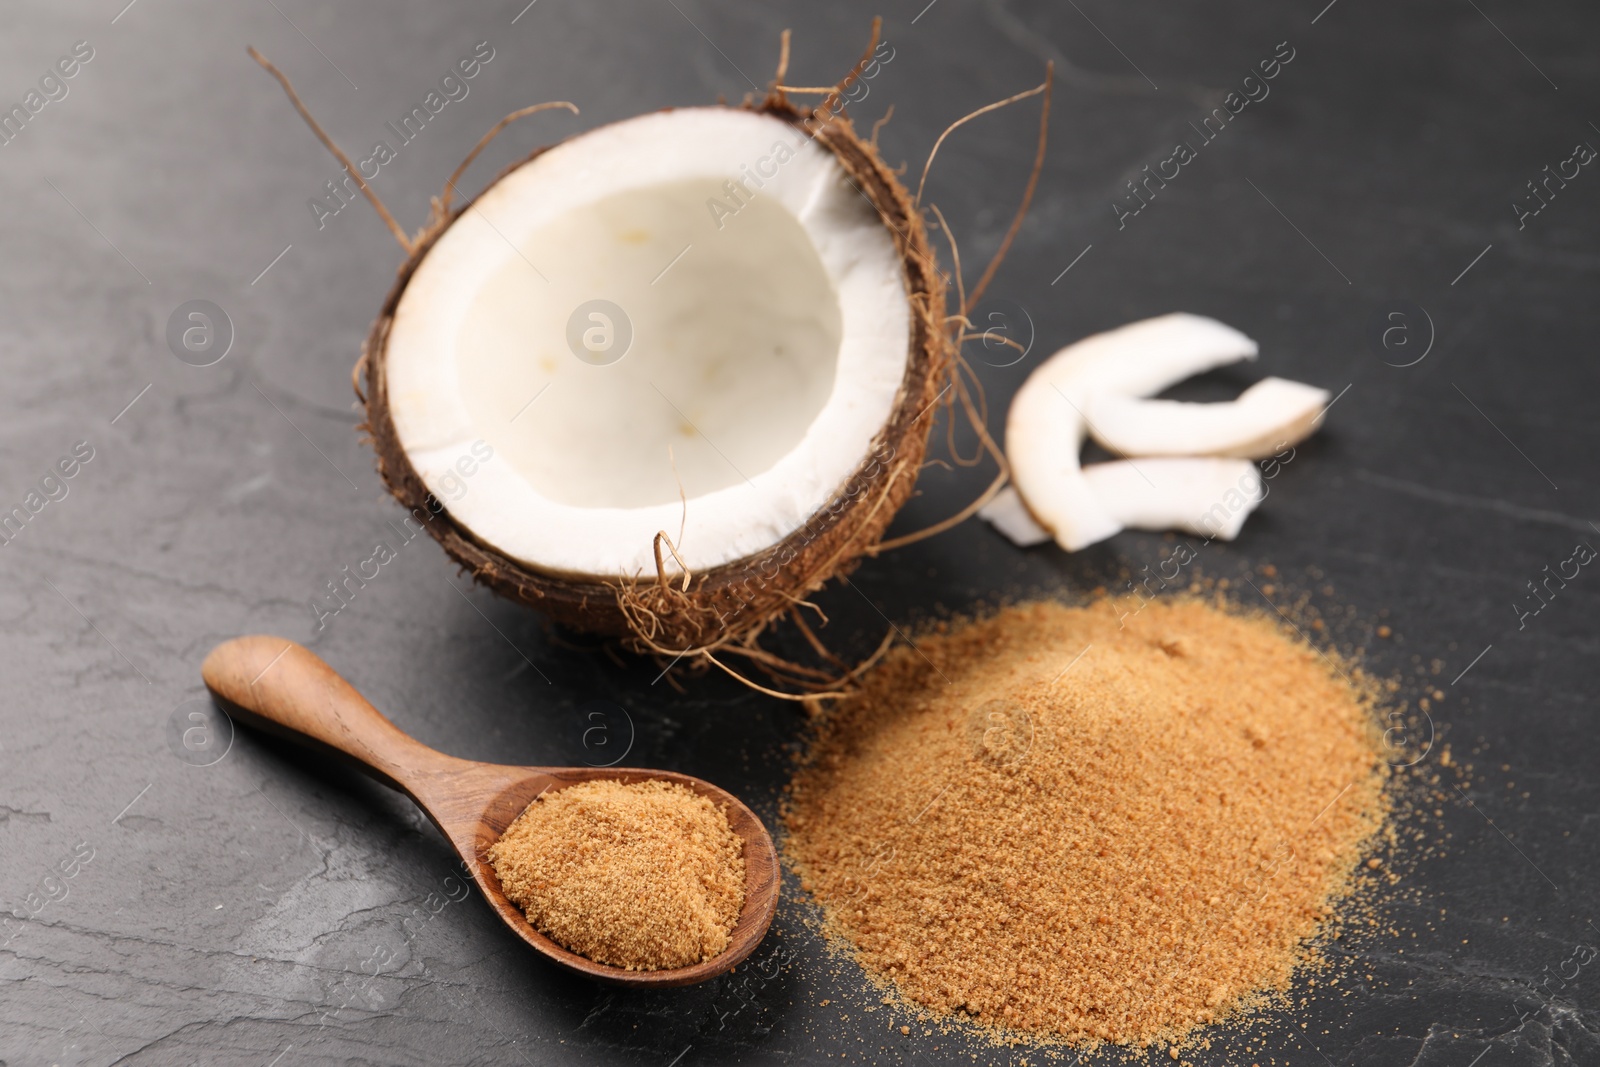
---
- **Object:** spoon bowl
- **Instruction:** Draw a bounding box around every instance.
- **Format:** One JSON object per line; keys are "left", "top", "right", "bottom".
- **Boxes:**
{"left": 201, "top": 635, "right": 778, "bottom": 987}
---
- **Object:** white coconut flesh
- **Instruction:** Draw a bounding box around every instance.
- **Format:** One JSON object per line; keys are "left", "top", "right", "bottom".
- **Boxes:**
{"left": 980, "top": 456, "right": 1263, "bottom": 548}
{"left": 1085, "top": 376, "right": 1329, "bottom": 459}
{"left": 1082, "top": 458, "right": 1263, "bottom": 540}
{"left": 1000, "top": 313, "right": 1260, "bottom": 551}
{"left": 991, "top": 313, "right": 1329, "bottom": 551}
{"left": 384, "top": 107, "right": 911, "bottom": 578}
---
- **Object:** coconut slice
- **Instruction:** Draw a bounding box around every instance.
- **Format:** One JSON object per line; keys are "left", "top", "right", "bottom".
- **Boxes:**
{"left": 363, "top": 103, "right": 948, "bottom": 649}
{"left": 1003, "top": 313, "right": 1258, "bottom": 551}
{"left": 1081, "top": 458, "right": 1263, "bottom": 540}
{"left": 1085, "top": 377, "right": 1330, "bottom": 459}
{"left": 1001, "top": 385, "right": 1119, "bottom": 551}
{"left": 983, "top": 458, "right": 1266, "bottom": 548}
{"left": 996, "top": 313, "right": 1330, "bottom": 552}
{"left": 976, "top": 486, "right": 1052, "bottom": 547}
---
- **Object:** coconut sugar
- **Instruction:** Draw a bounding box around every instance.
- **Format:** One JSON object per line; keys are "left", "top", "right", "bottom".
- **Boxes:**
{"left": 488, "top": 779, "right": 745, "bottom": 970}
{"left": 785, "top": 598, "right": 1389, "bottom": 1045}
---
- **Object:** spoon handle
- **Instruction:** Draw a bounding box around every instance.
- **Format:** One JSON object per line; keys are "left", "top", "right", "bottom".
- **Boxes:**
{"left": 201, "top": 635, "right": 466, "bottom": 794}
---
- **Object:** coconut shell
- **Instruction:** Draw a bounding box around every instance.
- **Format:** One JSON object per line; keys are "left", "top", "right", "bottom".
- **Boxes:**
{"left": 358, "top": 98, "right": 950, "bottom": 656}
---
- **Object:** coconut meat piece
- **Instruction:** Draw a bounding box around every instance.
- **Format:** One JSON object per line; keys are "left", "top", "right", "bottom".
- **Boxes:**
{"left": 1001, "top": 383, "right": 1119, "bottom": 551}
{"left": 977, "top": 486, "right": 1053, "bottom": 547}
{"left": 1002, "top": 313, "right": 1259, "bottom": 551}
{"left": 384, "top": 108, "right": 911, "bottom": 578}
{"left": 1081, "top": 458, "right": 1263, "bottom": 540}
{"left": 1085, "top": 376, "right": 1330, "bottom": 459}
{"left": 1031, "top": 312, "right": 1261, "bottom": 398}
{"left": 982, "top": 456, "right": 1267, "bottom": 548}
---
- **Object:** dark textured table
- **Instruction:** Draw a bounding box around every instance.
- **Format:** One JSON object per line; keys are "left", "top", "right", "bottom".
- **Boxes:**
{"left": 3, "top": 1, "right": 1597, "bottom": 1064}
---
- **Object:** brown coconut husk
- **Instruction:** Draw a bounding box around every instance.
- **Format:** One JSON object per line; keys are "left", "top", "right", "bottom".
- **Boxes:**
{"left": 250, "top": 23, "right": 1049, "bottom": 698}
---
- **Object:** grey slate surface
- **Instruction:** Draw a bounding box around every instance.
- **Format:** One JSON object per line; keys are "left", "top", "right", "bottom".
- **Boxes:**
{"left": 2, "top": 0, "right": 1598, "bottom": 1064}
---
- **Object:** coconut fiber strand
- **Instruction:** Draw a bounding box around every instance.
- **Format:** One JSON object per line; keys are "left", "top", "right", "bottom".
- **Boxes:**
{"left": 489, "top": 779, "right": 745, "bottom": 970}
{"left": 785, "top": 598, "right": 1389, "bottom": 1045}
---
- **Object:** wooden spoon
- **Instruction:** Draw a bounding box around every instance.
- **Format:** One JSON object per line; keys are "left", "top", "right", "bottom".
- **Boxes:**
{"left": 201, "top": 634, "right": 779, "bottom": 988}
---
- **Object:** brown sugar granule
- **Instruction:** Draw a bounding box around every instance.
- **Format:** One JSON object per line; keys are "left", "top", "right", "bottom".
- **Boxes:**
{"left": 785, "top": 598, "right": 1388, "bottom": 1045}
{"left": 488, "top": 779, "right": 745, "bottom": 970}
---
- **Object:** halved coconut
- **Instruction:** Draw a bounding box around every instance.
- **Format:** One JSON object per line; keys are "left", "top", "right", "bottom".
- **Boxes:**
{"left": 361, "top": 102, "right": 948, "bottom": 653}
